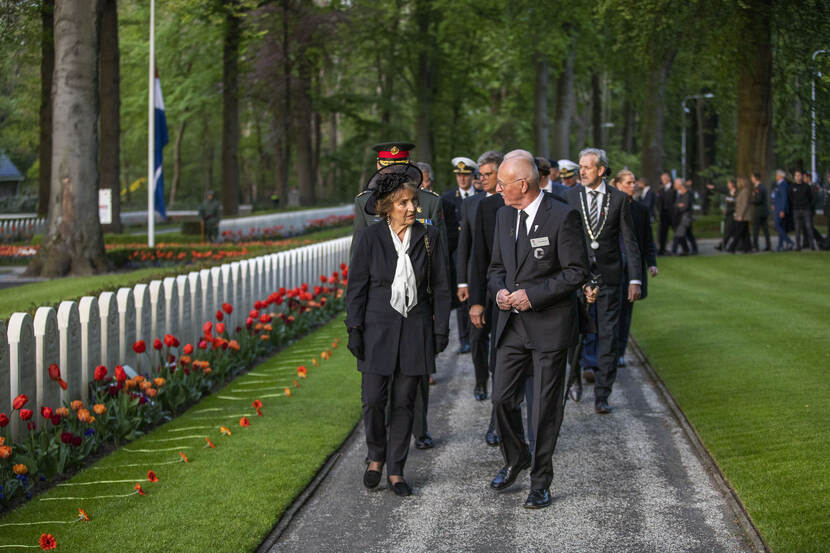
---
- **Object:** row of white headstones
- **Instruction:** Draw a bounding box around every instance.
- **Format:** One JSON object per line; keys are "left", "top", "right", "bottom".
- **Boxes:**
{"left": 0, "top": 236, "right": 352, "bottom": 440}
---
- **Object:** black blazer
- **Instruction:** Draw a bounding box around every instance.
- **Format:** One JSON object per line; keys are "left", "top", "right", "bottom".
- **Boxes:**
{"left": 456, "top": 193, "right": 485, "bottom": 286}
{"left": 566, "top": 185, "right": 643, "bottom": 287}
{"left": 627, "top": 199, "right": 656, "bottom": 299}
{"left": 656, "top": 184, "right": 676, "bottom": 220}
{"left": 470, "top": 194, "right": 504, "bottom": 307}
{"left": 637, "top": 187, "right": 656, "bottom": 221}
{"left": 487, "top": 193, "right": 589, "bottom": 352}
{"left": 345, "top": 221, "right": 451, "bottom": 376}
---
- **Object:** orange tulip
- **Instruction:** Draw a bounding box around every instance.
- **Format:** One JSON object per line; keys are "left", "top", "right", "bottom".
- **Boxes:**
{"left": 147, "top": 470, "right": 159, "bottom": 483}
{"left": 205, "top": 437, "right": 216, "bottom": 448}
{"left": 154, "top": 377, "right": 165, "bottom": 387}
{"left": 252, "top": 399, "right": 263, "bottom": 409}
{"left": 284, "top": 388, "right": 291, "bottom": 397}
{"left": 93, "top": 404, "right": 106, "bottom": 415}
{"left": 134, "top": 483, "right": 146, "bottom": 496}
{"left": 13, "top": 463, "right": 27, "bottom": 475}
{"left": 70, "top": 400, "right": 83, "bottom": 411}
{"left": 146, "top": 388, "right": 157, "bottom": 398}
{"left": 77, "top": 409, "right": 91, "bottom": 423}
{"left": 78, "top": 508, "right": 90, "bottom": 522}
{"left": 0, "top": 445, "right": 12, "bottom": 459}
{"left": 312, "top": 358, "right": 319, "bottom": 367}
{"left": 220, "top": 426, "right": 232, "bottom": 436}
{"left": 178, "top": 452, "right": 189, "bottom": 463}
{"left": 55, "top": 407, "right": 69, "bottom": 418}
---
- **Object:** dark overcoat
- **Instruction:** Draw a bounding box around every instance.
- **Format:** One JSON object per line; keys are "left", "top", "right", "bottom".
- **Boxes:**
{"left": 346, "top": 221, "right": 451, "bottom": 376}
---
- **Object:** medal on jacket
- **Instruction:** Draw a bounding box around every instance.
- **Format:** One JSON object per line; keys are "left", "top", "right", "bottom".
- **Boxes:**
{"left": 579, "top": 185, "right": 610, "bottom": 250}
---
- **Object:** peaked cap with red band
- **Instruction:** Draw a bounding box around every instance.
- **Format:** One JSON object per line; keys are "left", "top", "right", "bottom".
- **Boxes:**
{"left": 372, "top": 141, "right": 415, "bottom": 166}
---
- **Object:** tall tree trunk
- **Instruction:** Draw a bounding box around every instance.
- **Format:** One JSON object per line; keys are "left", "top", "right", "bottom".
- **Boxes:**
{"left": 736, "top": 1, "right": 773, "bottom": 181}
{"left": 38, "top": 0, "right": 54, "bottom": 217}
{"left": 27, "top": 0, "right": 107, "bottom": 277}
{"left": 275, "top": 0, "right": 291, "bottom": 202}
{"left": 695, "top": 97, "right": 707, "bottom": 183}
{"left": 99, "top": 0, "right": 120, "bottom": 232}
{"left": 169, "top": 119, "right": 186, "bottom": 206}
{"left": 591, "top": 72, "right": 602, "bottom": 147}
{"left": 640, "top": 49, "right": 677, "bottom": 195}
{"left": 534, "top": 53, "right": 549, "bottom": 158}
{"left": 622, "top": 96, "right": 635, "bottom": 153}
{"left": 204, "top": 115, "right": 214, "bottom": 199}
{"left": 551, "top": 46, "right": 575, "bottom": 159}
{"left": 414, "top": 0, "right": 435, "bottom": 170}
{"left": 294, "top": 49, "right": 315, "bottom": 206}
{"left": 221, "top": 0, "right": 240, "bottom": 216}
{"left": 312, "top": 69, "right": 322, "bottom": 199}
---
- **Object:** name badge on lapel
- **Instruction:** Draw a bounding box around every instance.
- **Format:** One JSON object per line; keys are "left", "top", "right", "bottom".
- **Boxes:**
{"left": 530, "top": 237, "right": 550, "bottom": 247}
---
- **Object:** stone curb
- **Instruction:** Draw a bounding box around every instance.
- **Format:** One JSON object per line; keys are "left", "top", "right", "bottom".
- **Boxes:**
{"left": 629, "top": 335, "right": 770, "bottom": 553}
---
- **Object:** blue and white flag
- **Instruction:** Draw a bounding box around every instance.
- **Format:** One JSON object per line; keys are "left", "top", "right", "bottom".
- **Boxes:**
{"left": 154, "top": 69, "right": 169, "bottom": 218}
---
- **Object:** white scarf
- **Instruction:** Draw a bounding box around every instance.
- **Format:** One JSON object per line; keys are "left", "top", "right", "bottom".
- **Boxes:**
{"left": 388, "top": 224, "right": 418, "bottom": 317}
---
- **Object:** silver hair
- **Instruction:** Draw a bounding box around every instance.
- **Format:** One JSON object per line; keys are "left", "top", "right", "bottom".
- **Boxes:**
{"left": 578, "top": 147, "right": 609, "bottom": 171}
{"left": 415, "top": 161, "right": 434, "bottom": 182}
{"left": 477, "top": 150, "right": 504, "bottom": 169}
{"left": 776, "top": 169, "right": 786, "bottom": 178}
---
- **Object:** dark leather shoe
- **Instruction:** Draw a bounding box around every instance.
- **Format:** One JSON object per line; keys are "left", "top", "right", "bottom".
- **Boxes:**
{"left": 363, "top": 467, "right": 382, "bottom": 489}
{"left": 485, "top": 430, "right": 499, "bottom": 446}
{"left": 594, "top": 399, "right": 611, "bottom": 414}
{"left": 523, "top": 488, "right": 552, "bottom": 509}
{"left": 457, "top": 342, "right": 471, "bottom": 354}
{"left": 583, "top": 368, "right": 596, "bottom": 384}
{"left": 387, "top": 477, "right": 412, "bottom": 497}
{"left": 474, "top": 386, "right": 487, "bottom": 401}
{"left": 414, "top": 433, "right": 434, "bottom": 449}
{"left": 490, "top": 457, "right": 531, "bottom": 491}
{"left": 568, "top": 382, "right": 582, "bottom": 402}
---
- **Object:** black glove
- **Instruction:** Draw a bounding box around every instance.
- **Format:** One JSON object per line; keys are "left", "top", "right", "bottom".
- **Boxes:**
{"left": 347, "top": 328, "right": 364, "bottom": 360}
{"left": 434, "top": 333, "right": 449, "bottom": 354}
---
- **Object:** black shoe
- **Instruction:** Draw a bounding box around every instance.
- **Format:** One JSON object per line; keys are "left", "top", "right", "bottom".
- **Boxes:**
{"left": 474, "top": 386, "right": 487, "bottom": 401}
{"left": 387, "top": 477, "right": 412, "bottom": 497}
{"left": 523, "top": 488, "right": 552, "bottom": 509}
{"left": 414, "top": 433, "right": 434, "bottom": 449}
{"left": 594, "top": 399, "right": 611, "bottom": 414}
{"left": 363, "top": 466, "right": 382, "bottom": 489}
{"left": 490, "top": 457, "right": 531, "bottom": 491}
{"left": 583, "top": 368, "right": 596, "bottom": 384}
{"left": 457, "top": 342, "right": 471, "bottom": 354}
{"left": 616, "top": 356, "right": 626, "bottom": 368}
{"left": 568, "top": 382, "right": 582, "bottom": 402}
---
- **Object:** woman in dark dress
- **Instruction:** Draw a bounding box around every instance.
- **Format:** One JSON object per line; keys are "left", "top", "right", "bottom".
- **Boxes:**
{"left": 345, "top": 170, "right": 451, "bottom": 496}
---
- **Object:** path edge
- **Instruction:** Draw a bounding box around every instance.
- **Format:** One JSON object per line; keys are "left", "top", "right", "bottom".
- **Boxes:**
{"left": 629, "top": 336, "right": 770, "bottom": 553}
{"left": 255, "top": 418, "right": 363, "bottom": 553}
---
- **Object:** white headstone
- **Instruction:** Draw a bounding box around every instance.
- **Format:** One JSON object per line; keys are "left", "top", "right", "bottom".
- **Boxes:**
{"left": 133, "top": 283, "right": 151, "bottom": 345}
{"left": 116, "top": 288, "right": 136, "bottom": 369}
{"left": 254, "top": 257, "right": 264, "bottom": 303}
{"left": 78, "top": 297, "right": 101, "bottom": 404}
{"left": 8, "top": 313, "right": 35, "bottom": 440}
{"left": 187, "top": 272, "right": 202, "bottom": 344}
{"left": 239, "top": 260, "right": 249, "bottom": 315}
{"left": 33, "top": 307, "right": 60, "bottom": 417}
{"left": 148, "top": 280, "right": 164, "bottom": 343}
{"left": 0, "top": 320, "right": 9, "bottom": 417}
{"left": 230, "top": 262, "right": 240, "bottom": 321}
{"left": 210, "top": 267, "right": 222, "bottom": 325}
{"left": 57, "top": 301, "right": 81, "bottom": 402}
{"left": 220, "top": 264, "right": 232, "bottom": 328}
{"left": 98, "top": 292, "right": 119, "bottom": 371}
{"left": 162, "top": 277, "right": 179, "bottom": 340}
{"left": 176, "top": 275, "right": 191, "bottom": 346}
{"left": 199, "top": 269, "right": 213, "bottom": 326}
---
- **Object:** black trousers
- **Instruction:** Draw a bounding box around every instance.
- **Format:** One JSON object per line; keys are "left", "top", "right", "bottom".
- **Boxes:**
{"left": 471, "top": 312, "right": 491, "bottom": 388}
{"left": 752, "top": 216, "right": 771, "bottom": 250}
{"left": 411, "top": 376, "right": 429, "bottom": 440}
{"left": 492, "top": 314, "right": 567, "bottom": 490}
{"left": 362, "top": 371, "right": 420, "bottom": 476}
{"left": 658, "top": 212, "right": 673, "bottom": 254}
{"left": 728, "top": 221, "right": 751, "bottom": 253}
{"left": 793, "top": 209, "right": 816, "bottom": 250}
{"left": 617, "top": 284, "right": 634, "bottom": 360}
{"left": 593, "top": 285, "right": 621, "bottom": 401}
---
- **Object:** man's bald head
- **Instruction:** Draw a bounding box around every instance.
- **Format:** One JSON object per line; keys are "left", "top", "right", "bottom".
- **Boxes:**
{"left": 504, "top": 149, "right": 534, "bottom": 162}
{"left": 497, "top": 156, "right": 540, "bottom": 209}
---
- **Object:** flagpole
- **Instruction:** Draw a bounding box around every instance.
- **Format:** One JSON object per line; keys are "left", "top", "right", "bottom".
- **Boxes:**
{"left": 147, "top": 0, "right": 155, "bottom": 247}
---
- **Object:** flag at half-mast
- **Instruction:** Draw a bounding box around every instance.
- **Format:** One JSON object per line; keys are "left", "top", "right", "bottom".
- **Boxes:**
{"left": 153, "top": 67, "right": 169, "bottom": 218}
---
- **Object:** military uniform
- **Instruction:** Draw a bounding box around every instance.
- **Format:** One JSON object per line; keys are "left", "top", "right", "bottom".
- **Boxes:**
{"left": 198, "top": 194, "right": 221, "bottom": 242}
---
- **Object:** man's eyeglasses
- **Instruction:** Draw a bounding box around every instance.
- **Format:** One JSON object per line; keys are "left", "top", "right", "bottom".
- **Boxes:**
{"left": 496, "top": 177, "right": 526, "bottom": 189}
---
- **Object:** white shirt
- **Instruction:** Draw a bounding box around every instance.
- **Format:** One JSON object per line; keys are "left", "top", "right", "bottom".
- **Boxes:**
{"left": 515, "top": 190, "right": 544, "bottom": 238}
{"left": 641, "top": 185, "right": 651, "bottom": 197}
{"left": 458, "top": 188, "right": 473, "bottom": 199}
{"left": 584, "top": 181, "right": 641, "bottom": 286}
{"left": 541, "top": 181, "right": 553, "bottom": 194}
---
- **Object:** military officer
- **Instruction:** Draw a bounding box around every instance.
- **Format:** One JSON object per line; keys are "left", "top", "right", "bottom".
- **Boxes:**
{"left": 198, "top": 190, "right": 222, "bottom": 242}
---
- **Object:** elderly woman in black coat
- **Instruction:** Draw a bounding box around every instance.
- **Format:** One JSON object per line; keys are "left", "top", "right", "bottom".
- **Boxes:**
{"left": 346, "top": 168, "right": 451, "bottom": 496}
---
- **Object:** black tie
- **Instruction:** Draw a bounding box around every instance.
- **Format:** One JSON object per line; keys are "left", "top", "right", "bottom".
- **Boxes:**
{"left": 516, "top": 210, "right": 529, "bottom": 261}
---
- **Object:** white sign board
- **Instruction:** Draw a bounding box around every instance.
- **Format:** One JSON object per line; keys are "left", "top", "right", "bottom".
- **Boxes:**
{"left": 99, "top": 189, "right": 112, "bottom": 225}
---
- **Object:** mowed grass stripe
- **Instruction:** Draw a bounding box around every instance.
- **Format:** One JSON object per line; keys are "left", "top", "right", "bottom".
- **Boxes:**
{"left": 0, "top": 315, "right": 360, "bottom": 553}
{"left": 632, "top": 252, "right": 830, "bottom": 553}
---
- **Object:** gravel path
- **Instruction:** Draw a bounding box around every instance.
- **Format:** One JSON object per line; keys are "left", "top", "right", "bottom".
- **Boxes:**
{"left": 265, "top": 323, "right": 754, "bottom": 553}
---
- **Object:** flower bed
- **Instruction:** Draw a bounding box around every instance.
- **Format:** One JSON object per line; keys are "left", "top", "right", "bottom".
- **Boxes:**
{"left": 0, "top": 264, "right": 349, "bottom": 510}
{"left": 220, "top": 213, "right": 354, "bottom": 242}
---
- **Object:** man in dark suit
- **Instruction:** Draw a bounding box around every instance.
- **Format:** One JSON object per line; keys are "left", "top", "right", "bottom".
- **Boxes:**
{"left": 487, "top": 153, "right": 589, "bottom": 509}
{"left": 612, "top": 171, "right": 657, "bottom": 368}
{"left": 655, "top": 172, "right": 675, "bottom": 255}
{"left": 636, "top": 176, "right": 656, "bottom": 222}
{"left": 442, "top": 157, "right": 480, "bottom": 353}
{"left": 750, "top": 172, "right": 771, "bottom": 251}
{"left": 566, "top": 148, "right": 642, "bottom": 414}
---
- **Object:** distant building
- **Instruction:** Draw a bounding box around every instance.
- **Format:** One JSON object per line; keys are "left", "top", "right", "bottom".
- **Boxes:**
{"left": 0, "top": 153, "right": 23, "bottom": 198}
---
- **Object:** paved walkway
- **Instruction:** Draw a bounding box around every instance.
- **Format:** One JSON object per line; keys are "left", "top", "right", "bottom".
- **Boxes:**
{"left": 265, "top": 325, "right": 755, "bottom": 553}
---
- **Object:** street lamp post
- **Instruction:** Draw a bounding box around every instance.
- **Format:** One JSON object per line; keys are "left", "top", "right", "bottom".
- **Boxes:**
{"left": 681, "top": 93, "right": 715, "bottom": 183}
{"left": 811, "top": 49, "right": 828, "bottom": 184}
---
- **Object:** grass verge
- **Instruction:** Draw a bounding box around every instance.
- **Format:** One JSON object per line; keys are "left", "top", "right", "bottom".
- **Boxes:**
{"left": 0, "top": 314, "right": 360, "bottom": 553}
{"left": 0, "top": 225, "right": 351, "bottom": 321}
{"left": 631, "top": 251, "right": 830, "bottom": 553}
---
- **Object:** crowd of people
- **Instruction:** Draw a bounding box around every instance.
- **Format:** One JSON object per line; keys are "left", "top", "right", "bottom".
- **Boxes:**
{"left": 343, "top": 140, "right": 824, "bottom": 510}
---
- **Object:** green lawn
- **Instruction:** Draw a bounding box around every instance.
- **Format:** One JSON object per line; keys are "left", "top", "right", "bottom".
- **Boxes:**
{"left": 0, "top": 226, "right": 351, "bottom": 321}
{"left": 632, "top": 252, "right": 830, "bottom": 553}
{"left": 0, "top": 315, "right": 361, "bottom": 553}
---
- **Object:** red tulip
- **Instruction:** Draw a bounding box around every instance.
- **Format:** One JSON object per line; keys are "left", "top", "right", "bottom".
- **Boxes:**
{"left": 249, "top": 309, "right": 259, "bottom": 318}
{"left": 320, "top": 274, "right": 327, "bottom": 283}
{"left": 183, "top": 343, "right": 194, "bottom": 355}
{"left": 94, "top": 365, "right": 108, "bottom": 381}
{"left": 133, "top": 340, "right": 146, "bottom": 354}
{"left": 246, "top": 317, "right": 254, "bottom": 327}
{"left": 0, "top": 413, "right": 9, "bottom": 427}
{"left": 12, "top": 394, "right": 28, "bottom": 410}
{"left": 274, "top": 296, "right": 284, "bottom": 305}
{"left": 222, "top": 302, "right": 233, "bottom": 314}
{"left": 215, "top": 310, "right": 224, "bottom": 321}
{"left": 51, "top": 414, "right": 61, "bottom": 426}
{"left": 115, "top": 365, "right": 127, "bottom": 382}
{"left": 216, "top": 322, "right": 226, "bottom": 335}
{"left": 41, "top": 406, "right": 52, "bottom": 419}
{"left": 153, "top": 338, "right": 163, "bottom": 350}
{"left": 301, "top": 283, "right": 309, "bottom": 292}
{"left": 61, "top": 431, "right": 73, "bottom": 444}
{"left": 203, "top": 321, "right": 213, "bottom": 336}
{"left": 19, "top": 409, "right": 33, "bottom": 421}
{"left": 48, "top": 363, "right": 61, "bottom": 381}
{"left": 198, "top": 340, "right": 208, "bottom": 349}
